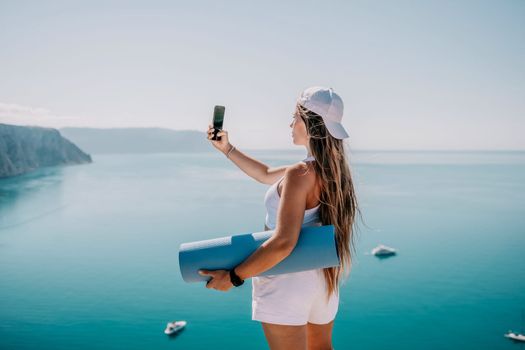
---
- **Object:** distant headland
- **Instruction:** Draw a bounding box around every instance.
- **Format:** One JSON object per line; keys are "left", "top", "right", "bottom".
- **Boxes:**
{"left": 0, "top": 123, "right": 92, "bottom": 178}
{"left": 59, "top": 127, "right": 210, "bottom": 154}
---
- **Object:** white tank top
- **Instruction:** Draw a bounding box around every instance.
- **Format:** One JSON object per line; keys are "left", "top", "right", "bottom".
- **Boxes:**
{"left": 263, "top": 155, "right": 321, "bottom": 230}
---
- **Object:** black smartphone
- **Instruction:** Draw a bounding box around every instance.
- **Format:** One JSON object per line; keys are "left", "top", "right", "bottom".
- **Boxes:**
{"left": 212, "top": 105, "right": 225, "bottom": 141}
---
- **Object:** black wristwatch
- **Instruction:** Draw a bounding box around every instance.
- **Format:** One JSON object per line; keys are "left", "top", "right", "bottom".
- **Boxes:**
{"left": 229, "top": 268, "right": 245, "bottom": 287}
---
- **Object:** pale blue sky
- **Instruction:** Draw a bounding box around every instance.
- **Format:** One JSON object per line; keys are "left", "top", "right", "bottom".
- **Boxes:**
{"left": 1, "top": 0, "right": 524, "bottom": 150}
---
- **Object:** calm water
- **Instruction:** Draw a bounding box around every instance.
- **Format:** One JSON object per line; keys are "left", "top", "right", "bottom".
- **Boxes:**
{"left": 1, "top": 150, "right": 524, "bottom": 349}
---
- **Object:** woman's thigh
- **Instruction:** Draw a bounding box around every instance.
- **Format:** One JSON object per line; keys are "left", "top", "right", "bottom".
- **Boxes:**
{"left": 306, "top": 320, "right": 334, "bottom": 350}
{"left": 261, "top": 322, "right": 307, "bottom": 350}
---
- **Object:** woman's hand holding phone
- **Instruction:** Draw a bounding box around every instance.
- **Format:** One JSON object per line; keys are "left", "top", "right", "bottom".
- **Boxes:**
{"left": 207, "top": 124, "right": 231, "bottom": 154}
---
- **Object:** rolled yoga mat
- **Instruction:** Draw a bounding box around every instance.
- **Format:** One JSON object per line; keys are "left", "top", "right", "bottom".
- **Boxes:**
{"left": 178, "top": 224, "right": 339, "bottom": 283}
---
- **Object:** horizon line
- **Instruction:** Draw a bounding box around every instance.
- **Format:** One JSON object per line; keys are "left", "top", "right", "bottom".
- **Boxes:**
{"left": 2, "top": 123, "right": 524, "bottom": 152}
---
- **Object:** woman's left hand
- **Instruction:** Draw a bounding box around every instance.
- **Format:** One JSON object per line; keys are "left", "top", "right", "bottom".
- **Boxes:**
{"left": 199, "top": 269, "right": 234, "bottom": 292}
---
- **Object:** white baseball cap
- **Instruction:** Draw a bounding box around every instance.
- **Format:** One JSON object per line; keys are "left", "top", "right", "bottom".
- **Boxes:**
{"left": 297, "top": 86, "right": 349, "bottom": 139}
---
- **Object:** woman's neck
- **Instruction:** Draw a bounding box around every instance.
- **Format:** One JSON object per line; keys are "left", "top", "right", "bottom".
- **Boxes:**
{"left": 306, "top": 146, "right": 313, "bottom": 158}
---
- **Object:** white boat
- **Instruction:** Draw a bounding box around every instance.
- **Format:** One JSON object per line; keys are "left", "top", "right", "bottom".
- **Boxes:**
{"left": 371, "top": 244, "right": 397, "bottom": 256}
{"left": 164, "top": 320, "right": 187, "bottom": 335}
{"left": 504, "top": 331, "right": 525, "bottom": 342}
{"left": 505, "top": 310, "right": 525, "bottom": 342}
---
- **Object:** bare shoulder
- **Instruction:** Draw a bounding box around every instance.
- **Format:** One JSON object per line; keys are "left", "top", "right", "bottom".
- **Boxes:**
{"left": 283, "top": 162, "right": 317, "bottom": 189}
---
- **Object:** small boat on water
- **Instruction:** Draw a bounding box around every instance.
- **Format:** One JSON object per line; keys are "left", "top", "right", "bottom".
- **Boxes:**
{"left": 505, "top": 310, "right": 525, "bottom": 342}
{"left": 371, "top": 244, "right": 397, "bottom": 256}
{"left": 164, "top": 320, "right": 187, "bottom": 335}
{"left": 504, "top": 331, "right": 525, "bottom": 342}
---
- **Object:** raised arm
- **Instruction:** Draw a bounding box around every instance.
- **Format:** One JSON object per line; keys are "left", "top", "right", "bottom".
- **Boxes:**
{"left": 225, "top": 144, "right": 290, "bottom": 185}
{"left": 207, "top": 125, "right": 292, "bottom": 185}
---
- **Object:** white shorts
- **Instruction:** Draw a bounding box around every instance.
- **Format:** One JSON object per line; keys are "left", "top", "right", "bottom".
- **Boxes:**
{"left": 251, "top": 268, "right": 339, "bottom": 326}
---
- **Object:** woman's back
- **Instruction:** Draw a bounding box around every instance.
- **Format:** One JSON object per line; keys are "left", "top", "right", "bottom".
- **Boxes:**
{"left": 253, "top": 156, "right": 339, "bottom": 328}
{"left": 263, "top": 155, "right": 321, "bottom": 230}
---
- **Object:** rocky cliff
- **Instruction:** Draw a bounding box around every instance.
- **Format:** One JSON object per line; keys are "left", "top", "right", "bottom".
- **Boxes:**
{"left": 0, "top": 123, "right": 92, "bottom": 178}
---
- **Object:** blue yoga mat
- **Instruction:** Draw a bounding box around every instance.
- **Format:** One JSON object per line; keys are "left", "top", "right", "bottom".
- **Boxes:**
{"left": 178, "top": 224, "right": 339, "bottom": 283}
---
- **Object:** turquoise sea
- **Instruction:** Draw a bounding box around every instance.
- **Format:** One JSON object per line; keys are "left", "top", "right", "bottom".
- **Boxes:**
{"left": 1, "top": 150, "right": 524, "bottom": 349}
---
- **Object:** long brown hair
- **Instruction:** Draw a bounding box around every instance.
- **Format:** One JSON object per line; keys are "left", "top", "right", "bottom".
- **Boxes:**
{"left": 297, "top": 104, "right": 363, "bottom": 302}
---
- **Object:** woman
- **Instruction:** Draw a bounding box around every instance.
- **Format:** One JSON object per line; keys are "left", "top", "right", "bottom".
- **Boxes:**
{"left": 200, "top": 86, "right": 361, "bottom": 350}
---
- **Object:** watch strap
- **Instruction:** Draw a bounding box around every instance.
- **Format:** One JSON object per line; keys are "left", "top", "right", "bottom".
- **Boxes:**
{"left": 229, "top": 268, "right": 244, "bottom": 287}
